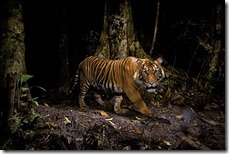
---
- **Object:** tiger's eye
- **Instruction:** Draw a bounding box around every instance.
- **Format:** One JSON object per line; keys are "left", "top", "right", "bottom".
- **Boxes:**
{"left": 158, "top": 74, "right": 162, "bottom": 78}
{"left": 154, "top": 68, "right": 158, "bottom": 73}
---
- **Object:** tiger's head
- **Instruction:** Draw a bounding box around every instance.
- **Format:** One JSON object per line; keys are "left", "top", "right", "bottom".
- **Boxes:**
{"left": 134, "top": 57, "right": 165, "bottom": 92}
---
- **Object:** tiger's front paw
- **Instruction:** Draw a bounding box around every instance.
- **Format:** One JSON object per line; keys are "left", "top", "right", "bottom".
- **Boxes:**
{"left": 141, "top": 109, "right": 153, "bottom": 117}
{"left": 114, "top": 106, "right": 129, "bottom": 114}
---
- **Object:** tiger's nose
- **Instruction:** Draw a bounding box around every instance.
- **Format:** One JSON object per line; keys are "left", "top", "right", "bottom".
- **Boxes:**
{"left": 149, "top": 78, "right": 157, "bottom": 87}
{"left": 148, "top": 80, "right": 157, "bottom": 88}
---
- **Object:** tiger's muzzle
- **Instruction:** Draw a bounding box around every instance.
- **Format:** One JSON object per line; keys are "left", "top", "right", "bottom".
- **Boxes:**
{"left": 146, "top": 82, "right": 158, "bottom": 93}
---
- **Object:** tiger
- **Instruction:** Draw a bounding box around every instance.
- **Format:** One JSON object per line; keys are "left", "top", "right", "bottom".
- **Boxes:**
{"left": 69, "top": 56, "right": 165, "bottom": 117}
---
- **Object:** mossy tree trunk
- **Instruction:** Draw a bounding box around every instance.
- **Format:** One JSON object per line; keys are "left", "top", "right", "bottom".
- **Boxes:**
{"left": 0, "top": 0, "right": 26, "bottom": 125}
{"left": 206, "top": 4, "right": 223, "bottom": 89}
{"left": 95, "top": 0, "right": 148, "bottom": 59}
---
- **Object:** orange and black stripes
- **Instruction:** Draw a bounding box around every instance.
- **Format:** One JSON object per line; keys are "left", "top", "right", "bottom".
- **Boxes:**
{"left": 70, "top": 56, "right": 165, "bottom": 116}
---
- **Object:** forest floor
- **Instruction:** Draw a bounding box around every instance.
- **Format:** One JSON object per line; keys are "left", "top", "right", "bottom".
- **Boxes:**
{"left": 0, "top": 93, "right": 225, "bottom": 150}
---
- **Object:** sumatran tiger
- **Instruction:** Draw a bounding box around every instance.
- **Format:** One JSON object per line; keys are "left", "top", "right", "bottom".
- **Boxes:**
{"left": 69, "top": 56, "right": 165, "bottom": 117}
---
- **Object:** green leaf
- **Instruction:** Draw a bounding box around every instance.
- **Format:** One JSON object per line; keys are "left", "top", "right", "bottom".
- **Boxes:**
{"left": 32, "top": 97, "right": 39, "bottom": 101}
{"left": 33, "top": 100, "right": 39, "bottom": 106}
{"left": 97, "top": 138, "right": 103, "bottom": 146}
{"left": 20, "top": 93, "right": 28, "bottom": 98}
{"left": 27, "top": 108, "right": 40, "bottom": 123}
{"left": 31, "top": 97, "right": 39, "bottom": 106}
{"left": 21, "top": 87, "right": 29, "bottom": 92}
{"left": 27, "top": 130, "right": 37, "bottom": 140}
{"left": 18, "top": 74, "right": 33, "bottom": 84}
{"left": 9, "top": 117, "right": 21, "bottom": 134}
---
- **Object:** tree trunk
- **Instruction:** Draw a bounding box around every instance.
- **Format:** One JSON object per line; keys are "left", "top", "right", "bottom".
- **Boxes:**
{"left": 58, "top": 7, "right": 70, "bottom": 87}
{"left": 149, "top": 0, "right": 160, "bottom": 55}
{"left": 0, "top": 0, "right": 26, "bottom": 124}
{"left": 95, "top": 0, "right": 148, "bottom": 59}
{"left": 206, "top": 4, "right": 223, "bottom": 84}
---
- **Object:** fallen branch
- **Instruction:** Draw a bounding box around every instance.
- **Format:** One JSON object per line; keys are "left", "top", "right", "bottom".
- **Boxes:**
{"left": 176, "top": 131, "right": 210, "bottom": 150}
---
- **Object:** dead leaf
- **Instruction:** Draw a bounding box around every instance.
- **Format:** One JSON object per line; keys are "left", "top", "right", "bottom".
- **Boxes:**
{"left": 163, "top": 140, "right": 171, "bottom": 146}
{"left": 45, "top": 121, "right": 59, "bottom": 127}
{"left": 100, "top": 110, "right": 109, "bottom": 117}
{"left": 163, "top": 108, "right": 169, "bottom": 112}
{"left": 64, "top": 117, "right": 71, "bottom": 125}
{"left": 107, "top": 120, "right": 117, "bottom": 129}
{"left": 44, "top": 103, "right": 49, "bottom": 107}
{"left": 105, "top": 118, "right": 113, "bottom": 121}
{"left": 133, "top": 126, "right": 141, "bottom": 134}
{"left": 175, "top": 115, "right": 183, "bottom": 119}
{"left": 135, "top": 116, "right": 146, "bottom": 121}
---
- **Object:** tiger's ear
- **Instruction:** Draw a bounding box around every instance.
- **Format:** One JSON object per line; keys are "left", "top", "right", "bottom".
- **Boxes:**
{"left": 155, "top": 57, "right": 163, "bottom": 64}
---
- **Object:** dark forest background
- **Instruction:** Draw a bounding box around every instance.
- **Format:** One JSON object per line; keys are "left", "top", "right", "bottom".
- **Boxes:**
{"left": 22, "top": 0, "right": 224, "bottom": 90}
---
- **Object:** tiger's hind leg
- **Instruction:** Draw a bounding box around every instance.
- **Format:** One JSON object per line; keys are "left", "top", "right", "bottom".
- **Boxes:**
{"left": 94, "top": 92, "right": 107, "bottom": 107}
{"left": 112, "top": 95, "right": 123, "bottom": 113}
{"left": 110, "top": 95, "right": 128, "bottom": 114}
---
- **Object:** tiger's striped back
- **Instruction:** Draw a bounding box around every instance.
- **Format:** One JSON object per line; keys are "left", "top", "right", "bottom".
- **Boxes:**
{"left": 78, "top": 56, "right": 139, "bottom": 93}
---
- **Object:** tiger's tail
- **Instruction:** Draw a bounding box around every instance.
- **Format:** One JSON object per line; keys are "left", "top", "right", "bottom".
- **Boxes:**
{"left": 56, "top": 71, "right": 79, "bottom": 100}
{"left": 68, "top": 70, "right": 80, "bottom": 96}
